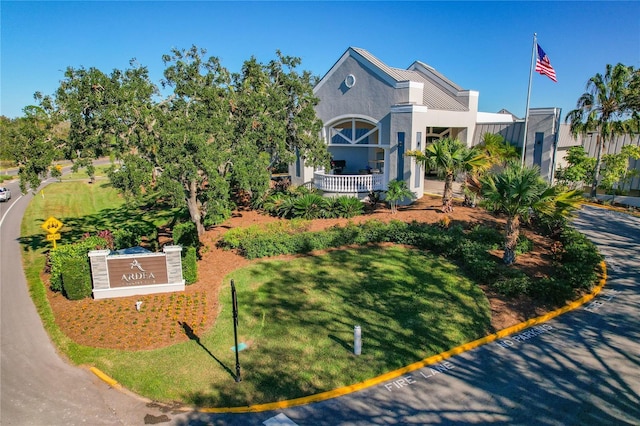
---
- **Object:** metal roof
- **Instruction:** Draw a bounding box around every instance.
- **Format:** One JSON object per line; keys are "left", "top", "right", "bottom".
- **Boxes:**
{"left": 557, "top": 124, "right": 582, "bottom": 148}
{"left": 350, "top": 47, "right": 468, "bottom": 111}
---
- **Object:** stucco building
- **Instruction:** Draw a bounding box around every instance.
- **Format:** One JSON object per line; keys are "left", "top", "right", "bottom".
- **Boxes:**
{"left": 291, "top": 47, "right": 564, "bottom": 198}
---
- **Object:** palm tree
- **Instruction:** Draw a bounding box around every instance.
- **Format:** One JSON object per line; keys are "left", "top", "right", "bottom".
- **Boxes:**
{"left": 406, "top": 137, "right": 487, "bottom": 213}
{"left": 565, "top": 63, "right": 635, "bottom": 198}
{"left": 481, "top": 164, "right": 582, "bottom": 265}
{"left": 461, "top": 133, "right": 519, "bottom": 206}
{"left": 385, "top": 179, "right": 416, "bottom": 214}
{"left": 476, "top": 132, "right": 520, "bottom": 168}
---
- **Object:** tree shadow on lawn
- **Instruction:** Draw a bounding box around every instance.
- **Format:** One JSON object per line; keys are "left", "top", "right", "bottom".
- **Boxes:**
{"left": 19, "top": 201, "right": 182, "bottom": 253}
{"left": 192, "top": 246, "right": 491, "bottom": 407}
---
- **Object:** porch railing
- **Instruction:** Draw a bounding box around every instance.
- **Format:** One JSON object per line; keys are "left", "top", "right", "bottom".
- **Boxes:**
{"left": 313, "top": 172, "right": 385, "bottom": 193}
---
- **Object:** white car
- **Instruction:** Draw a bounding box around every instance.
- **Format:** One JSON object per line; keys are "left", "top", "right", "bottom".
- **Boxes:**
{"left": 0, "top": 187, "right": 11, "bottom": 202}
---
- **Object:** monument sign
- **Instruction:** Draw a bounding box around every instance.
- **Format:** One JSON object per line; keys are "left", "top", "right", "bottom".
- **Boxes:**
{"left": 88, "top": 245, "right": 184, "bottom": 299}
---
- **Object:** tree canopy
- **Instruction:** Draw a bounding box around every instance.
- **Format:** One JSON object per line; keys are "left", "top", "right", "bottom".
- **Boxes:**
{"left": 565, "top": 63, "right": 637, "bottom": 198}
{"left": 5, "top": 46, "right": 329, "bottom": 237}
{"left": 555, "top": 146, "right": 596, "bottom": 190}
{"left": 599, "top": 144, "right": 640, "bottom": 201}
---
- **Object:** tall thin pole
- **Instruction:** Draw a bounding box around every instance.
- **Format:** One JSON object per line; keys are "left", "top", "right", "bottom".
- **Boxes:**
{"left": 521, "top": 33, "right": 538, "bottom": 167}
{"left": 231, "top": 280, "right": 241, "bottom": 382}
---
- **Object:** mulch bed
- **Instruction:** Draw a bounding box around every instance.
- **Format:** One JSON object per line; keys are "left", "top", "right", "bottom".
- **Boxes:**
{"left": 46, "top": 195, "right": 556, "bottom": 351}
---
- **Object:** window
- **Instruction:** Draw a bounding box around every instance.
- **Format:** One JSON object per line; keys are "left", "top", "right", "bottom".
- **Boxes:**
{"left": 329, "top": 118, "right": 379, "bottom": 145}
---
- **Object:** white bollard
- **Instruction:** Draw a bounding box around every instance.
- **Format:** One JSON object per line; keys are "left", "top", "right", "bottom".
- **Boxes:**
{"left": 354, "top": 325, "right": 362, "bottom": 355}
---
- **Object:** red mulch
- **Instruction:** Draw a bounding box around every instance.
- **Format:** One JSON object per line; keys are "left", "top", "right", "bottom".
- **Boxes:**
{"left": 46, "top": 195, "right": 556, "bottom": 351}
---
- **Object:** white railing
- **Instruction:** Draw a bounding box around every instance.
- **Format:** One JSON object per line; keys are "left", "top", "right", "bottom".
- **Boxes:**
{"left": 313, "top": 172, "right": 385, "bottom": 193}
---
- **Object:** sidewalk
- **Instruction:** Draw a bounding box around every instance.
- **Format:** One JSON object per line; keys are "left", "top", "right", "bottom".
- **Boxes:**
{"left": 423, "top": 178, "right": 463, "bottom": 197}
{"left": 424, "top": 178, "right": 640, "bottom": 209}
{"left": 592, "top": 194, "right": 640, "bottom": 208}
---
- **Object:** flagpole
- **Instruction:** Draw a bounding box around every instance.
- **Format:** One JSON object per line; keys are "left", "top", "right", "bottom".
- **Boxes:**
{"left": 521, "top": 33, "right": 537, "bottom": 167}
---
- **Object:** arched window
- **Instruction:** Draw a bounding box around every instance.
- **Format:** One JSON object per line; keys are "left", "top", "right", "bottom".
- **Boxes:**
{"left": 329, "top": 118, "right": 379, "bottom": 145}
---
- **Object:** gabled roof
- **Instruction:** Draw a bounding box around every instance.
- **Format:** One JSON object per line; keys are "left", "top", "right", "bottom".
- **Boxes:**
{"left": 315, "top": 47, "right": 469, "bottom": 112}
{"left": 497, "top": 109, "right": 521, "bottom": 121}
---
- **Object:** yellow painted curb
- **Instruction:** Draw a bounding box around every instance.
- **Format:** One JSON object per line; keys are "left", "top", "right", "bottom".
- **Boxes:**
{"left": 90, "top": 366, "right": 120, "bottom": 388}
{"left": 89, "top": 262, "right": 607, "bottom": 414}
{"left": 195, "top": 260, "right": 608, "bottom": 414}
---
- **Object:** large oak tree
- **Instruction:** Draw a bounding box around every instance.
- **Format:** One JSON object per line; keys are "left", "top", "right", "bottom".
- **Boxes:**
{"left": 9, "top": 46, "right": 329, "bottom": 237}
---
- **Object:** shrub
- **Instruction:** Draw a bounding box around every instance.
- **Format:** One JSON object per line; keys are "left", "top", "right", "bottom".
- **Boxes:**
{"left": 203, "top": 199, "right": 232, "bottom": 227}
{"left": 94, "top": 230, "right": 115, "bottom": 250}
{"left": 532, "top": 213, "right": 571, "bottom": 238}
{"left": 294, "top": 230, "right": 335, "bottom": 253}
{"left": 467, "top": 224, "right": 503, "bottom": 248}
{"left": 173, "top": 221, "right": 198, "bottom": 248}
{"left": 516, "top": 235, "right": 534, "bottom": 254}
{"left": 182, "top": 246, "right": 198, "bottom": 285}
{"left": 456, "top": 240, "right": 499, "bottom": 281}
{"left": 220, "top": 225, "right": 262, "bottom": 250}
{"left": 359, "top": 219, "right": 394, "bottom": 243}
{"left": 558, "top": 228, "right": 603, "bottom": 289}
{"left": 413, "top": 225, "right": 454, "bottom": 254}
{"left": 528, "top": 277, "right": 573, "bottom": 304}
{"left": 243, "top": 232, "right": 296, "bottom": 259}
{"left": 216, "top": 218, "right": 603, "bottom": 304}
{"left": 276, "top": 196, "right": 297, "bottom": 219}
{"left": 61, "top": 257, "right": 92, "bottom": 300}
{"left": 293, "top": 194, "right": 329, "bottom": 219}
{"left": 385, "top": 220, "right": 414, "bottom": 245}
{"left": 332, "top": 196, "right": 364, "bottom": 218}
{"left": 365, "top": 190, "right": 384, "bottom": 212}
{"left": 438, "top": 215, "right": 452, "bottom": 229}
{"left": 113, "top": 227, "right": 143, "bottom": 250}
{"left": 261, "top": 192, "right": 288, "bottom": 216}
{"left": 492, "top": 272, "right": 531, "bottom": 296}
{"left": 49, "top": 236, "right": 109, "bottom": 292}
{"left": 219, "top": 221, "right": 311, "bottom": 253}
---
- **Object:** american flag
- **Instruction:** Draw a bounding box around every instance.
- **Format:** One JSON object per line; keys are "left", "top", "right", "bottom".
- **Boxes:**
{"left": 535, "top": 43, "right": 557, "bottom": 82}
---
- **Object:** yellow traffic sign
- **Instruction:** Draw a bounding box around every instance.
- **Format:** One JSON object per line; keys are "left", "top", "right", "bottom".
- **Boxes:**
{"left": 46, "top": 233, "right": 61, "bottom": 241}
{"left": 42, "top": 216, "right": 63, "bottom": 234}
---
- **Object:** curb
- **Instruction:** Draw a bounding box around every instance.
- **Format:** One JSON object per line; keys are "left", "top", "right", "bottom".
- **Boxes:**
{"left": 90, "top": 366, "right": 120, "bottom": 388}
{"left": 91, "top": 261, "right": 607, "bottom": 414}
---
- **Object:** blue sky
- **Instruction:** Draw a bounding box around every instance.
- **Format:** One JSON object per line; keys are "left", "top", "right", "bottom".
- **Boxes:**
{"left": 1, "top": 1, "right": 639, "bottom": 120}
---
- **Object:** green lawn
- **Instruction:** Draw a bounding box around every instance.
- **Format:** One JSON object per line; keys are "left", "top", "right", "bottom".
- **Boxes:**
{"left": 69, "top": 246, "right": 490, "bottom": 407}
{"left": 20, "top": 178, "right": 492, "bottom": 408}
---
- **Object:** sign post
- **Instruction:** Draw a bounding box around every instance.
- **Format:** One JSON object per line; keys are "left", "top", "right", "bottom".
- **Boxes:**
{"left": 41, "top": 216, "right": 63, "bottom": 249}
{"left": 231, "top": 280, "right": 242, "bottom": 382}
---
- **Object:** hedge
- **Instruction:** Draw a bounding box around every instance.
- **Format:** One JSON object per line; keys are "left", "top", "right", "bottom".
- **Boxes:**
{"left": 61, "top": 256, "right": 93, "bottom": 300}
{"left": 218, "top": 218, "right": 603, "bottom": 304}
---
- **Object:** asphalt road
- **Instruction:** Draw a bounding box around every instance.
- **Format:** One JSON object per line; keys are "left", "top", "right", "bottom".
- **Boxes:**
{"left": 0, "top": 178, "right": 171, "bottom": 425}
{"left": 1, "top": 176, "right": 638, "bottom": 426}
